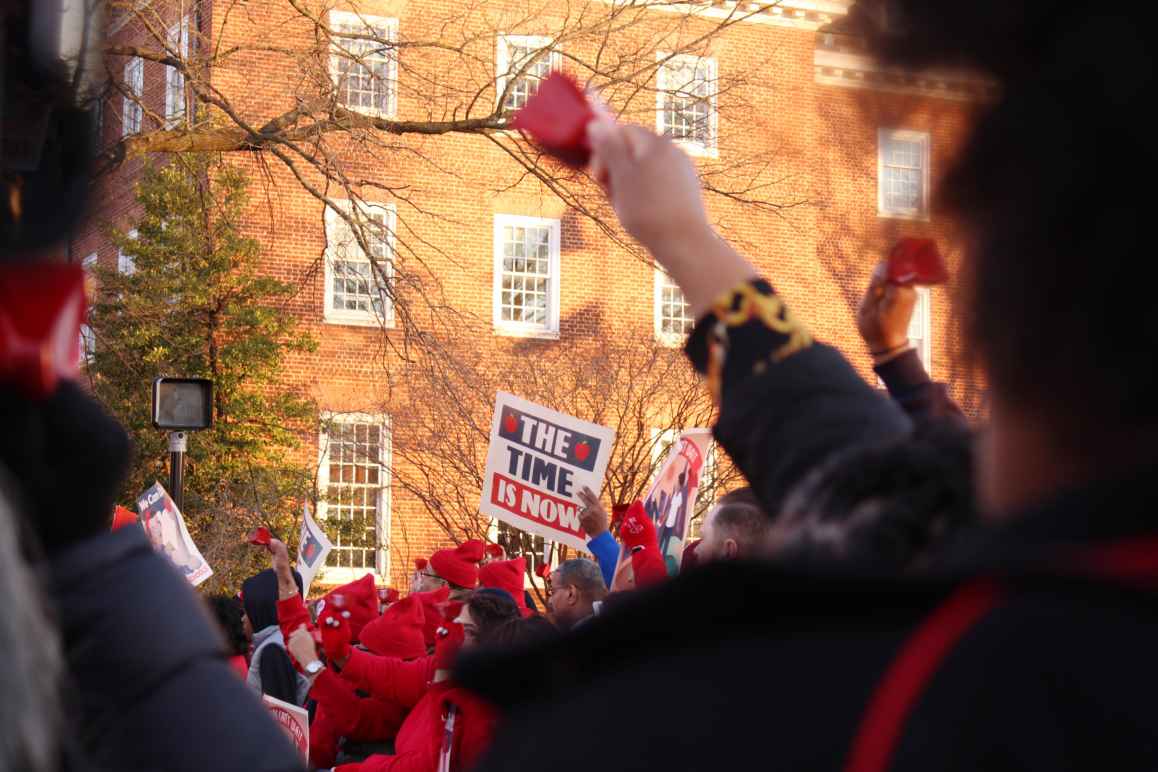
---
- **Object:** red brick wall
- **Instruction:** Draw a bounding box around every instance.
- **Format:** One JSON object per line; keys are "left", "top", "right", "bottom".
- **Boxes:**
{"left": 74, "top": 1, "right": 982, "bottom": 591}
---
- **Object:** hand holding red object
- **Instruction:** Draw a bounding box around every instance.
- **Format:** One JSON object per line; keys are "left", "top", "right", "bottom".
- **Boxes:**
{"left": 433, "top": 621, "right": 465, "bottom": 671}
{"left": 886, "top": 238, "right": 948, "bottom": 286}
{"left": 510, "top": 72, "right": 595, "bottom": 168}
{"left": 618, "top": 501, "right": 658, "bottom": 551}
{"left": 319, "top": 610, "right": 353, "bottom": 663}
{"left": 247, "top": 526, "right": 272, "bottom": 546}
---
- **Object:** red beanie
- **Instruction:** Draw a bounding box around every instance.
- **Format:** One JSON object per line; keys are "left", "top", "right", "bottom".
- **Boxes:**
{"left": 413, "top": 585, "right": 451, "bottom": 648}
{"left": 414, "top": 557, "right": 428, "bottom": 571}
{"left": 359, "top": 595, "right": 426, "bottom": 659}
{"left": 429, "top": 539, "right": 486, "bottom": 589}
{"left": 321, "top": 573, "right": 379, "bottom": 642}
{"left": 479, "top": 557, "right": 529, "bottom": 616}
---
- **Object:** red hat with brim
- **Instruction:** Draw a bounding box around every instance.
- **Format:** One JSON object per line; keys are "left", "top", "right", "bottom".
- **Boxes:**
{"left": 429, "top": 539, "right": 486, "bottom": 589}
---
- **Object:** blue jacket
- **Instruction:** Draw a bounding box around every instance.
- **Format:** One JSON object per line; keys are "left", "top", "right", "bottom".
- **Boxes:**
{"left": 587, "top": 530, "right": 619, "bottom": 589}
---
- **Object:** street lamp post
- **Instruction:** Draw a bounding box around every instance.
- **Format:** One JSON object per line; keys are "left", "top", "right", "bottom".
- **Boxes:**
{"left": 152, "top": 377, "right": 214, "bottom": 510}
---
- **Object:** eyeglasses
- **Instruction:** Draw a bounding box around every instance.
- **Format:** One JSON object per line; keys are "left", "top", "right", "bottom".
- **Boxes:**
{"left": 420, "top": 571, "right": 447, "bottom": 585}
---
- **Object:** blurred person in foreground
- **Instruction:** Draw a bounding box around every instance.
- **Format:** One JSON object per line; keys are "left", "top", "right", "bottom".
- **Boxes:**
{"left": 458, "top": 3, "right": 1158, "bottom": 770}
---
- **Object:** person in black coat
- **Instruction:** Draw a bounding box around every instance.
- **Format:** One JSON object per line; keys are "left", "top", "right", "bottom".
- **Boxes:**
{"left": 457, "top": 4, "right": 1158, "bottom": 770}
{"left": 0, "top": 382, "right": 305, "bottom": 772}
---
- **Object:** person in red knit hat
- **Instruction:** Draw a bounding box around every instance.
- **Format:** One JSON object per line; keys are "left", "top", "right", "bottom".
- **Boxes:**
{"left": 287, "top": 589, "right": 520, "bottom": 772}
{"left": 320, "top": 573, "right": 380, "bottom": 642}
{"left": 479, "top": 557, "right": 533, "bottom": 617}
{"left": 426, "top": 539, "right": 486, "bottom": 599}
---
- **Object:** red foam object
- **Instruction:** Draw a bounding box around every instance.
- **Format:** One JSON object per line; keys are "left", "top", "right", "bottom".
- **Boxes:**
{"left": 0, "top": 264, "right": 85, "bottom": 398}
{"left": 111, "top": 505, "right": 140, "bottom": 531}
{"left": 510, "top": 72, "right": 594, "bottom": 169}
{"left": 247, "top": 526, "right": 272, "bottom": 546}
{"left": 886, "top": 238, "right": 948, "bottom": 286}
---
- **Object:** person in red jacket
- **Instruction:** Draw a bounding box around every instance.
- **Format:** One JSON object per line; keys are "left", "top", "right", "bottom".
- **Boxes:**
{"left": 287, "top": 589, "right": 521, "bottom": 772}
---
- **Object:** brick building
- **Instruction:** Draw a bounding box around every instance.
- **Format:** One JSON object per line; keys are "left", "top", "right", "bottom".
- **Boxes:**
{"left": 74, "top": 0, "right": 987, "bottom": 591}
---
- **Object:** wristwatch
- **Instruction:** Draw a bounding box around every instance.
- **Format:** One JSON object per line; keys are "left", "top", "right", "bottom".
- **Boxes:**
{"left": 304, "top": 659, "right": 325, "bottom": 676}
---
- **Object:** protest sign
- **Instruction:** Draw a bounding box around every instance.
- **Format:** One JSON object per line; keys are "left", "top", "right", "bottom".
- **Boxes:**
{"left": 263, "top": 695, "right": 309, "bottom": 759}
{"left": 615, "top": 430, "right": 712, "bottom": 578}
{"left": 136, "top": 482, "right": 213, "bottom": 586}
{"left": 297, "top": 502, "right": 333, "bottom": 595}
{"left": 479, "top": 392, "right": 615, "bottom": 553}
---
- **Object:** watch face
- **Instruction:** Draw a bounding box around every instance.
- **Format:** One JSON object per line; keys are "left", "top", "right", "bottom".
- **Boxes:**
{"left": 307, "top": 661, "right": 323, "bottom": 674}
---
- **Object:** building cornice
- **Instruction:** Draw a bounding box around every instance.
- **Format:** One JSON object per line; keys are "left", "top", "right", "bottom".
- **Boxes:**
{"left": 597, "top": 1, "right": 850, "bottom": 31}
{"left": 814, "top": 47, "right": 998, "bottom": 102}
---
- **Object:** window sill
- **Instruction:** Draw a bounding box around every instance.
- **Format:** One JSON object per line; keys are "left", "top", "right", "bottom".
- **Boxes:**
{"left": 655, "top": 332, "right": 689, "bottom": 348}
{"left": 877, "top": 210, "right": 931, "bottom": 222}
{"left": 316, "top": 567, "right": 381, "bottom": 587}
{"left": 494, "top": 325, "right": 560, "bottom": 341}
{"left": 675, "top": 140, "right": 719, "bottom": 159}
{"left": 338, "top": 105, "right": 396, "bottom": 120}
{"left": 324, "top": 313, "right": 397, "bottom": 329}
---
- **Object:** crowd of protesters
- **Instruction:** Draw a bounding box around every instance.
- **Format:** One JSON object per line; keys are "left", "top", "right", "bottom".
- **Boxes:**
{"left": 4, "top": 0, "right": 1158, "bottom": 769}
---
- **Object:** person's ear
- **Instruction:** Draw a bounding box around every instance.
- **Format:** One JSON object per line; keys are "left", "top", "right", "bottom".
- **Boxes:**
{"left": 724, "top": 539, "right": 739, "bottom": 560}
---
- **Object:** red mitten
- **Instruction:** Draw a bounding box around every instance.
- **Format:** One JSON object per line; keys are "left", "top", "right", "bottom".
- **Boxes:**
{"left": 510, "top": 72, "right": 595, "bottom": 168}
{"left": 246, "top": 526, "right": 272, "bottom": 546}
{"left": 319, "top": 610, "right": 352, "bottom": 663}
{"left": 886, "top": 238, "right": 948, "bottom": 286}
{"left": 619, "top": 501, "right": 658, "bottom": 551}
{"left": 434, "top": 621, "right": 465, "bottom": 670}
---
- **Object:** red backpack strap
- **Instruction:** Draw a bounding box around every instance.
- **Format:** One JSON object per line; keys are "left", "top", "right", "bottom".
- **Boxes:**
{"left": 844, "top": 580, "right": 1004, "bottom": 772}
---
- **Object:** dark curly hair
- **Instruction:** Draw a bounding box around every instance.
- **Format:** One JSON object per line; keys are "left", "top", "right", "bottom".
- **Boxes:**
{"left": 206, "top": 594, "right": 248, "bottom": 657}
{"left": 775, "top": 423, "right": 974, "bottom": 569}
{"left": 857, "top": 1, "right": 1158, "bottom": 437}
{"left": 465, "top": 589, "right": 521, "bottom": 644}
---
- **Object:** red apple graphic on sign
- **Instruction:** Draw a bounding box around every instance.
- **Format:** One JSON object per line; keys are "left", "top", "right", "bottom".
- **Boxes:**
{"left": 503, "top": 413, "right": 518, "bottom": 435}
{"left": 574, "top": 440, "right": 591, "bottom": 462}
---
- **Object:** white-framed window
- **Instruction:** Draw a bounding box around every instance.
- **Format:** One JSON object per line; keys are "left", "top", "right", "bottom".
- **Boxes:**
{"left": 164, "top": 16, "right": 190, "bottom": 126}
{"left": 122, "top": 57, "right": 143, "bottom": 136}
{"left": 329, "top": 10, "right": 398, "bottom": 118}
{"left": 79, "top": 253, "right": 98, "bottom": 365}
{"left": 908, "top": 286, "right": 932, "bottom": 368}
{"left": 317, "top": 413, "right": 391, "bottom": 582}
{"left": 496, "top": 35, "right": 561, "bottom": 114}
{"left": 654, "top": 268, "right": 694, "bottom": 345}
{"left": 324, "top": 200, "right": 395, "bottom": 327}
{"left": 493, "top": 214, "right": 561, "bottom": 338}
{"left": 118, "top": 229, "right": 138, "bottom": 275}
{"left": 878, "top": 129, "right": 930, "bottom": 219}
{"left": 656, "top": 53, "right": 718, "bottom": 156}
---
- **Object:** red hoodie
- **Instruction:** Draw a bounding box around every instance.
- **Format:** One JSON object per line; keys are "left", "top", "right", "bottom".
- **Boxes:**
{"left": 336, "top": 649, "right": 497, "bottom": 772}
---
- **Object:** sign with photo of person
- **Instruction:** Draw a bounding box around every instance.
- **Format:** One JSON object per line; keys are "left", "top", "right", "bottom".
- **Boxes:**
{"left": 136, "top": 481, "right": 213, "bottom": 586}
{"left": 480, "top": 392, "right": 615, "bottom": 553}
{"left": 641, "top": 429, "right": 712, "bottom": 574}
{"left": 296, "top": 502, "right": 333, "bottom": 595}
